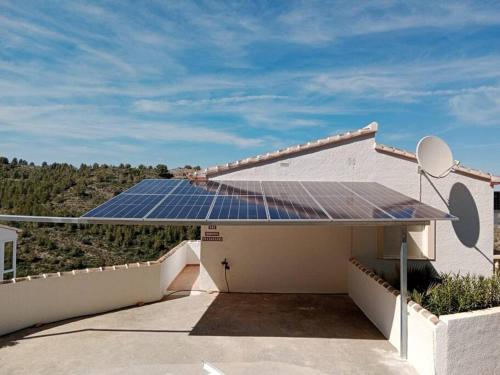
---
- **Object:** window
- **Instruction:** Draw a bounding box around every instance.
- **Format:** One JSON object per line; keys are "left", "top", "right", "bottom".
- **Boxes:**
{"left": 2, "top": 241, "right": 15, "bottom": 280}
{"left": 4, "top": 241, "right": 13, "bottom": 270}
{"left": 377, "top": 223, "right": 435, "bottom": 260}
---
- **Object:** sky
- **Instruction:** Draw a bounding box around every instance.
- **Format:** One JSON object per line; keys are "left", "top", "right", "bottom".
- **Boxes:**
{"left": 0, "top": 0, "right": 499, "bottom": 176}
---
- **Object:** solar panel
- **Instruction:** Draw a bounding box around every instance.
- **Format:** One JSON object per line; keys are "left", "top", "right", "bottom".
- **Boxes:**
{"left": 218, "top": 180, "right": 263, "bottom": 196}
{"left": 124, "top": 179, "right": 181, "bottom": 195}
{"left": 301, "top": 181, "right": 392, "bottom": 220}
{"left": 147, "top": 194, "right": 215, "bottom": 220}
{"left": 262, "top": 181, "right": 328, "bottom": 220}
{"left": 209, "top": 195, "right": 267, "bottom": 220}
{"left": 171, "top": 180, "right": 220, "bottom": 195}
{"left": 341, "top": 182, "right": 454, "bottom": 220}
{"left": 83, "top": 194, "right": 165, "bottom": 218}
{"left": 82, "top": 179, "right": 455, "bottom": 223}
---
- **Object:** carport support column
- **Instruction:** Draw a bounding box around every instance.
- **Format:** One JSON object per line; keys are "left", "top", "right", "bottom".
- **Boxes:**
{"left": 400, "top": 227, "right": 408, "bottom": 359}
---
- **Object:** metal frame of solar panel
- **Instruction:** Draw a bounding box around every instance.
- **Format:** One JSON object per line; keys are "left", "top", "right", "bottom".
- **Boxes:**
{"left": 82, "top": 179, "right": 456, "bottom": 224}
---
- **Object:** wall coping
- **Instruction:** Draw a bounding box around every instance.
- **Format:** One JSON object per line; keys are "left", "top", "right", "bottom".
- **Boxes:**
{"left": 0, "top": 240, "right": 200, "bottom": 286}
{"left": 349, "top": 257, "right": 442, "bottom": 326}
{"left": 439, "top": 304, "right": 500, "bottom": 322}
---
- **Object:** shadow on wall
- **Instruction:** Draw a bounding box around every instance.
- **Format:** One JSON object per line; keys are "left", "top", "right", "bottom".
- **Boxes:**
{"left": 448, "top": 183, "right": 492, "bottom": 266}
{"left": 449, "top": 182, "right": 480, "bottom": 248}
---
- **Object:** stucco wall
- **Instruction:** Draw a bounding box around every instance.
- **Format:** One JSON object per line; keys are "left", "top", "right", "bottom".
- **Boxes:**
{"left": 0, "top": 264, "right": 162, "bottom": 336}
{"left": 0, "top": 228, "right": 17, "bottom": 242}
{"left": 0, "top": 241, "right": 198, "bottom": 336}
{"left": 159, "top": 240, "right": 200, "bottom": 292}
{"left": 199, "top": 225, "right": 351, "bottom": 293}
{"left": 439, "top": 306, "right": 500, "bottom": 375}
{"left": 348, "top": 259, "right": 442, "bottom": 375}
{"left": 212, "top": 133, "right": 494, "bottom": 276}
{"left": 348, "top": 258, "right": 500, "bottom": 375}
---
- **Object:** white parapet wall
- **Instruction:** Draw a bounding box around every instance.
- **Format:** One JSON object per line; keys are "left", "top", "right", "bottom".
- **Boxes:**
{"left": 348, "top": 258, "right": 500, "bottom": 375}
{"left": 439, "top": 306, "right": 500, "bottom": 375}
{"left": 159, "top": 240, "right": 200, "bottom": 291}
{"left": 0, "top": 240, "right": 200, "bottom": 337}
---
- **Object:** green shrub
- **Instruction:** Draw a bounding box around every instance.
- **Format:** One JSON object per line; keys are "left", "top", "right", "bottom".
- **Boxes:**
{"left": 385, "top": 263, "right": 500, "bottom": 316}
{"left": 410, "top": 272, "right": 500, "bottom": 316}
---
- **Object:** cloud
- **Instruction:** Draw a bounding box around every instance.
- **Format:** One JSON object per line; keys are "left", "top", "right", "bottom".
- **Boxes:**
{"left": 277, "top": 1, "right": 500, "bottom": 45}
{"left": 133, "top": 95, "right": 288, "bottom": 114}
{"left": 1, "top": 0, "right": 500, "bottom": 168}
{"left": 449, "top": 90, "right": 500, "bottom": 126}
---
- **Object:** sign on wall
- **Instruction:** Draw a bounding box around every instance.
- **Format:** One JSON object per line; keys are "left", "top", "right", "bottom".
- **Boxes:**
{"left": 202, "top": 225, "right": 223, "bottom": 242}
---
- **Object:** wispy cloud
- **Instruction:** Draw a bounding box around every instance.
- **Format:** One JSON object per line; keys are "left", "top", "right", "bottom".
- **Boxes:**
{"left": 449, "top": 90, "right": 500, "bottom": 126}
{"left": 0, "top": 0, "right": 499, "bottom": 170}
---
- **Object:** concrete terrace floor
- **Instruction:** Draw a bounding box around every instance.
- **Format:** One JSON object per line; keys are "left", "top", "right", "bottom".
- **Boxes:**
{"left": 0, "top": 293, "right": 417, "bottom": 375}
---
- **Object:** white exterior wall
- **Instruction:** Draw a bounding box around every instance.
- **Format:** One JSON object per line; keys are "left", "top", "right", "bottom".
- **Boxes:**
{"left": 348, "top": 260, "right": 439, "bottom": 375}
{"left": 349, "top": 258, "right": 500, "bottom": 375}
{"left": 199, "top": 225, "right": 351, "bottom": 293}
{"left": 0, "top": 228, "right": 17, "bottom": 242}
{"left": 0, "top": 241, "right": 198, "bottom": 336}
{"left": 0, "top": 264, "right": 163, "bottom": 336}
{"left": 159, "top": 240, "right": 200, "bottom": 292}
{"left": 212, "top": 134, "right": 494, "bottom": 276}
{"left": 439, "top": 307, "right": 500, "bottom": 375}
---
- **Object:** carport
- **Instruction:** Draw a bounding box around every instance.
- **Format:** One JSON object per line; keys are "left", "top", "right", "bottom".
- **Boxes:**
{"left": 0, "top": 179, "right": 457, "bottom": 360}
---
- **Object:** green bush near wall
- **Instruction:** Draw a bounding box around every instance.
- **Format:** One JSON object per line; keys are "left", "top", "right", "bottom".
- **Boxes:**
{"left": 410, "top": 272, "right": 500, "bottom": 316}
{"left": 385, "top": 265, "right": 500, "bottom": 316}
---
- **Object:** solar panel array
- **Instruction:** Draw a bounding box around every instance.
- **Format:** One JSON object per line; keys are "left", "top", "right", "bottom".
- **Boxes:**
{"left": 82, "top": 179, "right": 456, "bottom": 223}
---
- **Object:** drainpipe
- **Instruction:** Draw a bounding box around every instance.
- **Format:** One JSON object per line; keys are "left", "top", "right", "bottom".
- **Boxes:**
{"left": 400, "top": 227, "right": 408, "bottom": 359}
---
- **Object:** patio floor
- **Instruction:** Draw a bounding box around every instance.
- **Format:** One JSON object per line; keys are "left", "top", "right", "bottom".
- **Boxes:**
{"left": 0, "top": 293, "right": 416, "bottom": 375}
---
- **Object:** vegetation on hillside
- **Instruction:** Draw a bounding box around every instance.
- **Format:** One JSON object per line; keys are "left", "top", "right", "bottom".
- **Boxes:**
{"left": 0, "top": 157, "right": 201, "bottom": 277}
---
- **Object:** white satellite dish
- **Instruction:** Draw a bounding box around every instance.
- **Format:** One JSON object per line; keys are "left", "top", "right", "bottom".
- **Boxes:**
{"left": 416, "top": 136, "right": 458, "bottom": 178}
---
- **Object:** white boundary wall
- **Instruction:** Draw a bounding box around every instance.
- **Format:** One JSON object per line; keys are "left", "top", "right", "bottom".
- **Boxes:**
{"left": 159, "top": 240, "right": 200, "bottom": 291}
{"left": 439, "top": 306, "right": 500, "bottom": 375}
{"left": 348, "top": 258, "right": 500, "bottom": 375}
{"left": 0, "top": 240, "right": 200, "bottom": 336}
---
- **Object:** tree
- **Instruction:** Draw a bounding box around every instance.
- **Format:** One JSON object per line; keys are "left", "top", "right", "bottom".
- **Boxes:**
{"left": 156, "top": 164, "right": 173, "bottom": 178}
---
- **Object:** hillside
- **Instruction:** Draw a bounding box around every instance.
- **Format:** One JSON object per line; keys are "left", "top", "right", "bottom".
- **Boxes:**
{"left": 0, "top": 157, "right": 201, "bottom": 277}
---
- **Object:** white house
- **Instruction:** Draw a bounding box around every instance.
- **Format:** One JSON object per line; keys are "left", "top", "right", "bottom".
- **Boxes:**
{"left": 194, "top": 122, "right": 497, "bottom": 294}
{"left": 1, "top": 122, "right": 499, "bottom": 375}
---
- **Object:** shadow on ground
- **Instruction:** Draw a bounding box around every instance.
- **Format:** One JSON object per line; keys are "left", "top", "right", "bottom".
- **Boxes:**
{"left": 190, "top": 293, "right": 384, "bottom": 340}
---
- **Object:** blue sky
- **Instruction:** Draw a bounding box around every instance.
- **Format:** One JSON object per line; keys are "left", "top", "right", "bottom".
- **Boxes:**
{"left": 0, "top": 1, "right": 499, "bottom": 176}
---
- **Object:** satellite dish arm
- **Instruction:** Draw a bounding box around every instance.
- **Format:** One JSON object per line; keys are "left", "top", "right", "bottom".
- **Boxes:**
{"left": 437, "top": 160, "right": 460, "bottom": 178}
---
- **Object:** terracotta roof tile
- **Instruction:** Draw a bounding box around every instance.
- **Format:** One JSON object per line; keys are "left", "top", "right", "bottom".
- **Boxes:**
{"left": 375, "top": 143, "right": 499, "bottom": 184}
{"left": 190, "top": 122, "right": 499, "bottom": 185}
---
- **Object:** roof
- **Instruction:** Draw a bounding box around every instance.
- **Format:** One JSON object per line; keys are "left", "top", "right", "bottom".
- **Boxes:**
{"left": 0, "top": 224, "right": 21, "bottom": 233}
{"left": 375, "top": 144, "right": 497, "bottom": 184}
{"left": 192, "top": 122, "right": 379, "bottom": 180}
{"left": 192, "top": 122, "right": 500, "bottom": 185}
